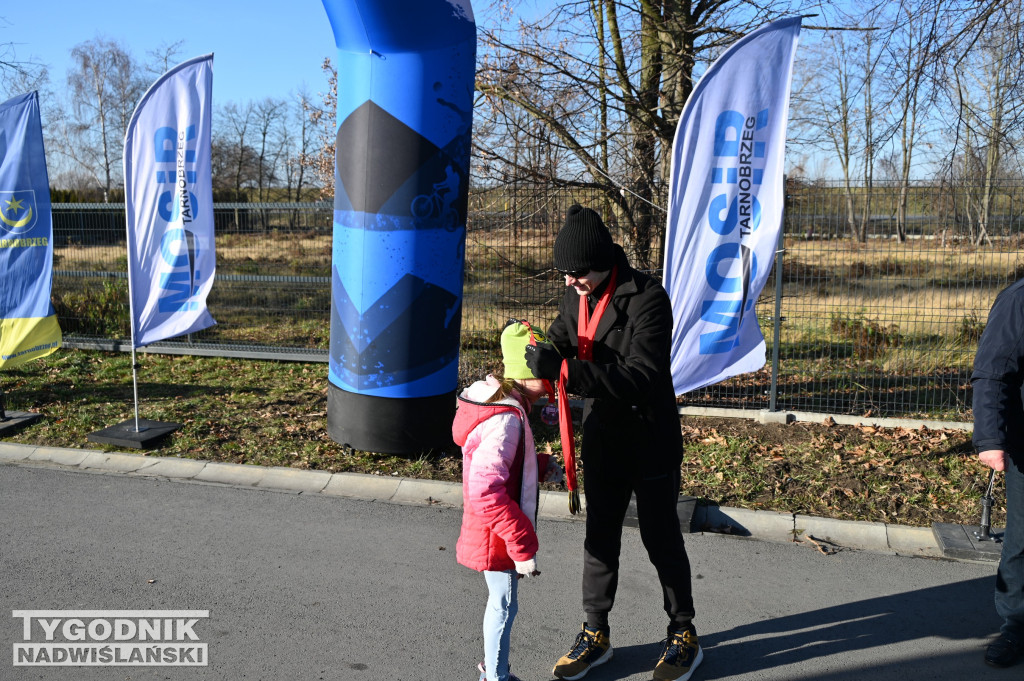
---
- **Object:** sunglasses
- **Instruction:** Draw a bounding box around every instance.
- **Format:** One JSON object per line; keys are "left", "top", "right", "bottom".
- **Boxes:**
{"left": 557, "top": 267, "right": 590, "bottom": 279}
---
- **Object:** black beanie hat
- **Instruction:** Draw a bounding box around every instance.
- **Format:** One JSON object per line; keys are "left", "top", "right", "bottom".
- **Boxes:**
{"left": 554, "top": 204, "right": 614, "bottom": 273}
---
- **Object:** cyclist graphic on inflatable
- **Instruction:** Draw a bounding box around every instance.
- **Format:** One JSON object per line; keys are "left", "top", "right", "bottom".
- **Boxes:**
{"left": 410, "top": 163, "right": 460, "bottom": 232}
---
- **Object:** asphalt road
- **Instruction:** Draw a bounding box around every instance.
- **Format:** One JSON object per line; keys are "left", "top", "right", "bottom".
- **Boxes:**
{"left": 0, "top": 461, "right": 1010, "bottom": 681}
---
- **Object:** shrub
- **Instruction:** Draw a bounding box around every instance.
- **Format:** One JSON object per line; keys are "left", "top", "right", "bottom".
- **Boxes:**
{"left": 53, "top": 279, "right": 130, "bottom": 338}
{"left": 829, "top": 312, "right": 901, "bottom": 360}
{"left": 954, "top": 313, "right": 985, "bottom": 346}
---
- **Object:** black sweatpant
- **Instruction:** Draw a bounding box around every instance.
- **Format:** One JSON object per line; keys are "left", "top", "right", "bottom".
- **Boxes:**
{"left": 581, "top": 449, "right": 695, "bottom": 632}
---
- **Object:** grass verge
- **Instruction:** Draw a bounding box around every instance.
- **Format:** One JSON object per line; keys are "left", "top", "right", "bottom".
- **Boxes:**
{"left": 0, "top": 349, "right": 995, "bottom": 529}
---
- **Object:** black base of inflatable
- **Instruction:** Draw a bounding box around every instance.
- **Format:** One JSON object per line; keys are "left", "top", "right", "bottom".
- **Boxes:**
{"left": 327, "top": 384, "right": 455, "bottom": 455}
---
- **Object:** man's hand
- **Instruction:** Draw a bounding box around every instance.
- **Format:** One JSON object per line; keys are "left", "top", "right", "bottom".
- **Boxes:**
{"left": 524, "top": 343, "right": 562, "bottom": 380}
{"left": 979, "top": 449, "right": 1008, "bottom": 471}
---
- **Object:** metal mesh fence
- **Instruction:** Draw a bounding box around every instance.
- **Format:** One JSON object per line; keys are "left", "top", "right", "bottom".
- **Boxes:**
{"left": 53, "top": 202, "right": 332, "bottom": 360}
{"left": 686, "top": 180, "right": 1024, "bottom": 421}
{"left": 51, "top": 180, "right": 1024, "bottom": 422}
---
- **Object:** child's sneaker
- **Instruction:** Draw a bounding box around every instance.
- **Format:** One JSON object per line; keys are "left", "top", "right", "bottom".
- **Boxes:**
{"left": 552, "top": 623, "right": 612, "bottom": 679}
{"left": 652, "top": 624, "right": 703, "bottom": 681}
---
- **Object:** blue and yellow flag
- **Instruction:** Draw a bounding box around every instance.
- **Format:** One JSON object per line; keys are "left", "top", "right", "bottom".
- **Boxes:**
{"left": 0, "top": 91, "right": 61, "bottom": 369}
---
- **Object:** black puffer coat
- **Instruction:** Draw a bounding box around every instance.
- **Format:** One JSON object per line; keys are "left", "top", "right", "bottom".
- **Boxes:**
{"left": 547, "top": 245, "right": 683, "bottom": 474}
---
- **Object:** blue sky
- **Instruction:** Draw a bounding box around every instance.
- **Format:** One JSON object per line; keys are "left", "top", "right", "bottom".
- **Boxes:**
{"left": 2, "top": 0, "right": 338, "bottom": 104}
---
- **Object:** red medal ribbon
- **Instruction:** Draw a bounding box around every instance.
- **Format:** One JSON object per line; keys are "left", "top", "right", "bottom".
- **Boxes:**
{"left": 557, "top": 265, "right": 618, "bottom": 514}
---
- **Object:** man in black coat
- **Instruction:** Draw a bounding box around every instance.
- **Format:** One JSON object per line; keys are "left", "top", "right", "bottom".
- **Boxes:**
{"left": 525, "top": 205, "right": 701, "bottom": 681}
{"left": 972, "top": 278, "right": 1024, "bottom": 668}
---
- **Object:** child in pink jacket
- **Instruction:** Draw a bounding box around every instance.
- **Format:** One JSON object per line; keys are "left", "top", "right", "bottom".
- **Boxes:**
{"left": 454, "top": 320, "right": 562, "bottom": 681}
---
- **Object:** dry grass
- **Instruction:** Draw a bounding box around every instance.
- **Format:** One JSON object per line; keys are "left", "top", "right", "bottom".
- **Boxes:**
{"left": 776, "top": 238, "right": 1016, "bottom": 340}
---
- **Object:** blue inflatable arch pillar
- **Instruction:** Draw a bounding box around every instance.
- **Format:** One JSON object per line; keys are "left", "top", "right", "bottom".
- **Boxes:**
{"left": 320, "top": 0, "right": 475, "bottom": 453}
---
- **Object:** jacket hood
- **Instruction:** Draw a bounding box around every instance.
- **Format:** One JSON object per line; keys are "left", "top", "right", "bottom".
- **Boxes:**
{"left": 452, "top": 376, "right": 529, "bottom": 447}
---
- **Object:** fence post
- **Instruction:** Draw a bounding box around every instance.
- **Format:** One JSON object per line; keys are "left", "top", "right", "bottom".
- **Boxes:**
{"left": 769, "top": 183, "right": 786, "bottom": 412}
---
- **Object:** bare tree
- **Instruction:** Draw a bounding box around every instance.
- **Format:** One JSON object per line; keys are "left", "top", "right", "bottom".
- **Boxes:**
{"left": 858, "top": 24, "right": 878, "bottom": 241}
{"left": 788, "top": 0, "right": 1021, "bottom": 243}
{"left": 0, "top": 60, "right": 50, "bottom": 116}
{"left": 144, "top": 40, "right": 185, "bottom": 81}
{"left": 216, "top": 101, "right": 259, "bottom": 195}
{"left": 803, "top": 28, "right": 867, "bottom": 241}
{"left": 0, "top": 18, "right": 48, "bottom": 99}
{"left": 54, "top": 37, "right": 145, "bottom": 202}
{"left": 803, "top": 2, "right": 889, "bottom": 242}
{"left": 252, "top": 97, "right": 286, "bottom": 201}
{"left": 298, "top": 58, "right": 336, "bottom": 199}
{"left": 940, "top": 2, "right": 1024, "bottom": 245}
{"left": 285, "top": 87, "right": 316, "bottom": 202}
{"left": 881, "top": 0, "right": 943, "bottom": 241}
{"left": 475, "top": 0, "right": 791, "bottom": 268}
{"left": 276, "top": 105, "right": 297, "bottom": 202}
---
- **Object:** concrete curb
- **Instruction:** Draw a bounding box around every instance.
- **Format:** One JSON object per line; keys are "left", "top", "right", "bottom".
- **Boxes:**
{"left": 0, "top": 442, "right": 943, "bottom": 558}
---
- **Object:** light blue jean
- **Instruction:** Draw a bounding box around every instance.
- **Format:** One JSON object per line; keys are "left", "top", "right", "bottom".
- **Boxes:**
{"left": 997, "top": 453, "right": 1024, "bottom": 640}
{"left": 481, "top": 569, "right": 518, "bottom": 681}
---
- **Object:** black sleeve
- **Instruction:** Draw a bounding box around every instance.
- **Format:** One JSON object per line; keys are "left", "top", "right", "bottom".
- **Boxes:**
{"left": 564, "top": 285, "right": 672, "bottom": 404}
{"left": 972, "top": 286, "right": 1024, "bottom": 453}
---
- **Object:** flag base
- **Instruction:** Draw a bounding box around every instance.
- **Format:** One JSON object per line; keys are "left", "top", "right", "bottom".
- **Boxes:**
{"left": 623, "top": 493, "right": 698, "bottom": 532}
{"left": 931, "top": 522, "right": 1004, "bottom": 562}
{"left": 0, "top": 410, "right": 42, "bottom": 436}
{"left": 87, "top": 418, "right": 181, "bottom": 450}
{"left": 327, "top": 383, "right": 455, "bottom": 455}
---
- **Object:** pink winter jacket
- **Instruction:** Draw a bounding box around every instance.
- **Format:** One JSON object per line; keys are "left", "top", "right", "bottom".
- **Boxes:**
{"left": 453, "top": 377, "right": 546, "bottom": 572}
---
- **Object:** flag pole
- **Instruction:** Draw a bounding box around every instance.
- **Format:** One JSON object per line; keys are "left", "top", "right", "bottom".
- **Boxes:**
{"left": 126, "top": 198, "right": 144, "bottom": 434}
{"left": 131, "top": 347, "right": 141, "bottom": 432}
{"left": 102, "top": 234, "right": 157, "bottom": 441}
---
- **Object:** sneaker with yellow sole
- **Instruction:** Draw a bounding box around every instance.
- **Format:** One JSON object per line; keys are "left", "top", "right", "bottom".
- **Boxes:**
{"left": 552, "top": 623, "right": 612, "bottom": 680}
{"left": 652, "top": 625, "right": 703, "bottom": 681}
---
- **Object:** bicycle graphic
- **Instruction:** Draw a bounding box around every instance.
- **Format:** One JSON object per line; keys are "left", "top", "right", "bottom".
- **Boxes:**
{"left": 410, "top": 164, "right": 460, "bottom": 232}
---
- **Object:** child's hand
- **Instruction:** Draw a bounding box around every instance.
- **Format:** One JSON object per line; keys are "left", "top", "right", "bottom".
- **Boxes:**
{"left": 514, "top": 557, "right": 540, "bottom": 578}
{"left": 542, "top": 459, "right": 563, "bottom": 484}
